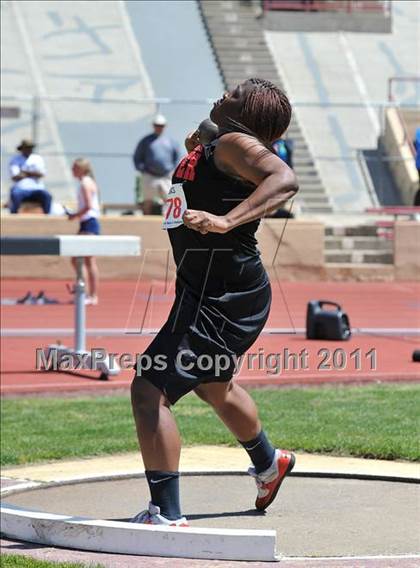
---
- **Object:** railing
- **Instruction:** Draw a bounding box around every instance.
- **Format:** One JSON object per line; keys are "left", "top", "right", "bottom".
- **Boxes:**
{"left": 263, "top": 0, "right": 390, "bottom": 14}
{"left": 387, "top": 76, "right": 420, "bottom": 156}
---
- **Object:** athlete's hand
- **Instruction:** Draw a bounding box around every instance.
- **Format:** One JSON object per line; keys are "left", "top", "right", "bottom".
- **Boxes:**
{"left": 185, "top": 130, "right": 200, "bottom": 152}
{"left": 183, "top": 209, "right": 230, "bottom": 234}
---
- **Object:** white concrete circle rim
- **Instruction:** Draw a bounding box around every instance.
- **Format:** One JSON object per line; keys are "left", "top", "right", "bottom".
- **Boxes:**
{"left": 2, "top": 471, "right": 419, "bottom": 562}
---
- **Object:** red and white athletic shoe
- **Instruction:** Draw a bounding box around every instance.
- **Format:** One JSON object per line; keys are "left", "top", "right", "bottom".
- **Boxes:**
{"left": 248, "top": 449, "right": 295, "bottom": 511}
{"left": 130, "top": 502, "right": 189, "bottom": 527}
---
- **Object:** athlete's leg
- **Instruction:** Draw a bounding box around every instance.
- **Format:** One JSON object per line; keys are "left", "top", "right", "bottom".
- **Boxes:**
{"left": 71, "top": 257, "right": 88, "bottom": 289}
{"left": 131, "top": 377, "right": 181, "bottom": 471}
{"left": 142, "top": 199, "right": 154, "bottom": 215}
{"left": 84, "top": 256, "right": 98, "bottom": 301}
{"left": 195, "top": 381, "right": 261, "bottom": 441}
{"left": 131, "top": 377, "right": 183, "bottom": 520}
{"left": 195, "top": 380, "right": 295, "bottom": 511}
{"left": 141, "top": 172, "right": 157, "bottom": 216}
{"left": 195, "top": 381, "right": 275, "bottom": 471}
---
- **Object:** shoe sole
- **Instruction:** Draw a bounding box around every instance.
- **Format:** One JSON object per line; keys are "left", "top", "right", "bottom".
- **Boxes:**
{"left": 256, "top": 452, "right": 296, "bottom": 511}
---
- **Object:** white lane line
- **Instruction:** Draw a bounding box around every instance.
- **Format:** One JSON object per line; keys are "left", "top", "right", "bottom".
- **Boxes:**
{"left": 339, "top": 32, "right": 381, "bottom": 138}
{"left": 2, "top": 327, "right": 419, "bottom": 337}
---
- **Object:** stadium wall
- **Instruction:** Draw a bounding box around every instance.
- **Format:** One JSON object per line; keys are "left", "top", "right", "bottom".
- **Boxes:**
{"left": 1, "top": 216, "right": 418, "bottom": 281}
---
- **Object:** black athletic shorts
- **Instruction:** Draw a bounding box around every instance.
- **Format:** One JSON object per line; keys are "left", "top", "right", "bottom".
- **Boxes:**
{"left": 134, "top": 274, "right": 271, "bottom": 405}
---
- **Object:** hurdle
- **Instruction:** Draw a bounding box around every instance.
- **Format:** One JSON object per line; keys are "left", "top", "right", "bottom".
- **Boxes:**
{"left": 0, "top": 235, "right": 141, "bottom": 378}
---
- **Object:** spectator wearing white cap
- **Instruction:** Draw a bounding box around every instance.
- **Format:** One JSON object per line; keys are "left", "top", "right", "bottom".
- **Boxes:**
{"left": 133, "top": 115, "right": 181, "bottom": 215}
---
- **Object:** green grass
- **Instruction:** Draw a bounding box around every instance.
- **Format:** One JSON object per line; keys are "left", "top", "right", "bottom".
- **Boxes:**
{"left": 0, "top": 555, "right": 103, "bottom": 568}
{"left": 1, "top": 384, "right": 419, "bottom": 467}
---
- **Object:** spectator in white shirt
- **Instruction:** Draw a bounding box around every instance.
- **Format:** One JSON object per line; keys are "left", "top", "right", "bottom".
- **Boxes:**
{"left": 8, "top": 139, "right": 52, "bottom": 214}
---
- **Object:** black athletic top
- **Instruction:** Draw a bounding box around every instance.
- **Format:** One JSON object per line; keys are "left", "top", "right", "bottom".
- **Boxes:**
{"left": 137, "top": 139, "right": 271, "bottom": 404}
{"left": 170, "top": 141, "right": 266, "bottom": 294}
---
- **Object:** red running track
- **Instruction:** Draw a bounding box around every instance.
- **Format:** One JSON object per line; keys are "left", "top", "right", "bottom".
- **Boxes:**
{"left": 1, "top": 279, "right": 419, "bottom": 396}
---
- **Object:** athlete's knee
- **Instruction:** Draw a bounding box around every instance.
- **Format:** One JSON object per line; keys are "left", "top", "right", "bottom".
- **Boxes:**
{"left": 131, "top": 376, "right": 168, "bottom": 411}
{"left": 194, "top": 381, "right": 233, "bottom": 408}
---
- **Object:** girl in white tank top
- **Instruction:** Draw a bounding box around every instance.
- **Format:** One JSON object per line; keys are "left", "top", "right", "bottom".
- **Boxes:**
{"left": 68, "top": 158, "right": 101, "bottom": 305}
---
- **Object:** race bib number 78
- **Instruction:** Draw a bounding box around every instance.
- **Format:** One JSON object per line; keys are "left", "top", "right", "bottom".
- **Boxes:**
{"left": 162, "top": 183, "right": 187, "bottom": 230}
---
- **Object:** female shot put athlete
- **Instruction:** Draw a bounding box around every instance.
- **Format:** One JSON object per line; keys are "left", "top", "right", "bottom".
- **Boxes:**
{"left": 131, "top": 78, "right": 298, "bottom": 526}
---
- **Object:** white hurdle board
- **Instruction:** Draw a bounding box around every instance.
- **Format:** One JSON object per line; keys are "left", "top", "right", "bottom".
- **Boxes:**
{"left": 1, "top": 235, "right": 140, "bottom": 257}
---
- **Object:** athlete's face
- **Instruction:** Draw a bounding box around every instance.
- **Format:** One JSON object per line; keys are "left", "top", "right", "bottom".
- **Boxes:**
{"left": 210, "top": 81, "right": 254, "bottom": 128}
{"left": 72, "top": 163, "right": 82, "bottom": 178}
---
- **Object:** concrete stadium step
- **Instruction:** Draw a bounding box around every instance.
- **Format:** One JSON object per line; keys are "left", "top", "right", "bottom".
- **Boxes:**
{"left": 293, "top": 159, "right": 317, "bottom": 167}
{"left": 299, "top": 185, "right": 329, "bottom": 197}
{"left": 292, "top": 142, "right": 311, "bottom": 151}
{"left": 325, "top": 225, "right": 380, "bottom": 237}
{"left": 298, "top": 189, "right": 328, "bottom": 196}
{"left": 295, "top": 168, "right": 320, "bottom": 175}
{"left": 296, "top": 175, "right": 323, "bottom": 184}
{"left": 221, "top": 62, "right": 278, "bottom": 72}
{"left": 212, "top": 37, "right": 267, "bottom": 47}
{"left": 222, "top": 71, "right": 280, "bottom": 80}
{"left": 220, "top": 54, "right": 273, "bottom": 63}
{"left": 325, "top": 250, "right": 394, "bottom": 264}
{"left": 295, "top": 169, "right": 320, "bottom": 177}
{"left": 301, "top": 206, "right": 334, "bottom": 214}
{"left": 203, "top": 5, "right": 260, "bottom": 15}
{"left": 224, "top": 77, "right": 281, "bottom": 88}
{"left": 325, "top": 237, "right": 393, "bottom": 251}
{"left": 221, "top": 68, "right": 280, "bottom": 78}
{"left": 204, "top": 22, "right": 264, "bottom": 31}
{"left": 299, "top": 193, "right": 329, "bottom": 201}
{"left": 212, "top": 27, "right": 267, "bottom": 36}
{"left": 298, "top": 196, "right": 331, "bottom": 205}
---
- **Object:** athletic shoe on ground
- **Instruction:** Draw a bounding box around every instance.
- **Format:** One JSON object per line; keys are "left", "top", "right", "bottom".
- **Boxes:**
{"left": 248, "top": 449, "right": 295, "bottom": 511}
{"left": 34, "top": 291, "right": 58, "bottom": 305}
{"left": 130, "top": 502, "right": 189, "bottom": 527}
{"left": 17, "top": 291, "right": 33, "bottom": 305}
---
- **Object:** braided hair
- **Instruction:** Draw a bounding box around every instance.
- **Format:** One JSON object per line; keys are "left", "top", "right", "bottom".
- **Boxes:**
{"left": 229, "top": 78, "right": 292, "bottom": 146}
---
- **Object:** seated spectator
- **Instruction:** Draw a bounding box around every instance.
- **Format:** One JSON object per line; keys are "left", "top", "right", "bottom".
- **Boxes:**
{"left": 8, "top": 139, "right": 51, "bottom": 214}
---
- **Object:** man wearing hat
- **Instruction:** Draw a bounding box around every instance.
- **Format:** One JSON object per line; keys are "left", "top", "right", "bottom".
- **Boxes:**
{"left": 8, "top": 139, "right": 51, "bottom": 214}
{"left": 133, "top": 115, "right": 180, "bottom": 215}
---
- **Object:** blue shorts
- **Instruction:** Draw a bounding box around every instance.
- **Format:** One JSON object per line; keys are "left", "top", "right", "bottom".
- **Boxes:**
{"left": 79, "top": 217, "right": 100, "bottom": 235}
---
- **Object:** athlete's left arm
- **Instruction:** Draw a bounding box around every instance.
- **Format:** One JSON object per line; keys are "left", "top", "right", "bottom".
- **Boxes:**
{"left": 183, "top": 132, "right": 298, "bottom": 234}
